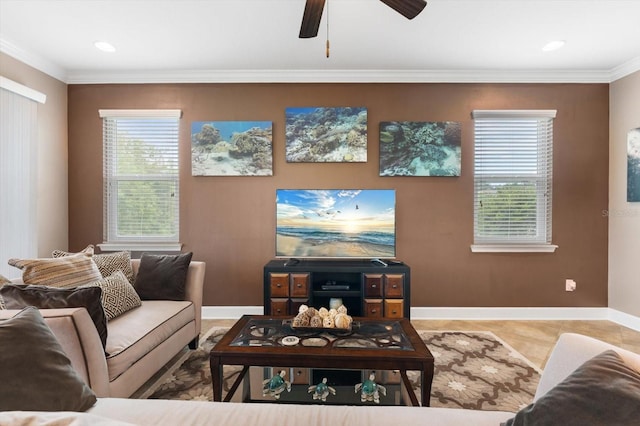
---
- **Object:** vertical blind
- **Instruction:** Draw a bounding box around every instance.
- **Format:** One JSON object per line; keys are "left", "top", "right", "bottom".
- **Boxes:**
{"left": 0, "top": 85, "right": 40, "bottom": 278}
{"left": 472, "top": 110, "right": 556, "bottom": 245}
{"left": 99, "top": 109, "right": 181, "bottom": 243}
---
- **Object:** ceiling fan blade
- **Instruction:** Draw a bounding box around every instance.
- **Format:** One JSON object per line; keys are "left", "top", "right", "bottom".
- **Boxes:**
{"left": 299, "top": 0, "right": 326, "bottom": 38}
{"left": 379, "top": 0, "right": 427, "bottom": 20}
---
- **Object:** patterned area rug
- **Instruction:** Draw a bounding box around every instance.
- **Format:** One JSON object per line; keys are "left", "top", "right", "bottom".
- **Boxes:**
{"left": 140, "top": 328, "right": 541, "bottom": 412}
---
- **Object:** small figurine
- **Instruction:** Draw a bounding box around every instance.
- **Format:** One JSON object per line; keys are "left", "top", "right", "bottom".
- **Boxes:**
{"left": 308, "top": 377, "right": 336, "bottom": 402}
{"left": 262, "top": 370, "right": 291, "bottom": 399}
{"left": 355, "top": 372, "right": 386, "bottom": 404}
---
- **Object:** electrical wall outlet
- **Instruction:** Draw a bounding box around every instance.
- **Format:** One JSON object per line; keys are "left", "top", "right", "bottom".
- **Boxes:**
{"left": 566, "top": 279, "right": 577, "bottom": 292}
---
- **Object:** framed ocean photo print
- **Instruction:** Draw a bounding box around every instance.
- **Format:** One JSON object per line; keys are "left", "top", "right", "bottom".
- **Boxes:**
{"left": 379, "top": 121, "right": 461, "bottom": 176}
{"left": 191, "top": 121, "right": 273, "bottom": 176}
{"left": 285, "top": 107, "right": 367, "bottom": 162}
{"left": 628, "top": 127, "right": 640, "bottom": 202}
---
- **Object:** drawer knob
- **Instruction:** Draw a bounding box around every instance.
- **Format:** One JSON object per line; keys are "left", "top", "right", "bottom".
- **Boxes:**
{"left": 276, "top": 309, "right": 281, "bottom": 313}
{"left": 371, "top": 284, "right": 377, "bottom": 288}
{"left": 371, "top": 309, "right": 377, "bottom": 313}
{"left": 297, "top": 283, "right": 302, "bottom": 288}
{"left": 276, "top": 283, "right": 281, "bottom": 287}
{"left": 392, "top": 284, "right": 397, "bottom": 288}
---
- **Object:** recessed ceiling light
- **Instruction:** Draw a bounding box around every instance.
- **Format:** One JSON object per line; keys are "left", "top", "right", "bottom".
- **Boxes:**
{"left": 94, "top": 41, "right": 116, "bottom": 53}
{"left": 542, "top": 40, "right": 565, "bottom": 52}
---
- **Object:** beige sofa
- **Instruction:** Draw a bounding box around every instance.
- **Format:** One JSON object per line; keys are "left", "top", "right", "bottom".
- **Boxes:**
{"left": 3, "top": 304, "right": 639, "bottom": 425}
{"left": 0, "top": 259, "right": 205, "bottom": 399}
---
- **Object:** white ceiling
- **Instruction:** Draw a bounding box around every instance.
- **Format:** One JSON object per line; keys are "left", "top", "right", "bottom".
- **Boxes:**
{"left": 1, "top": 0, "right": 640, "bottom": 84}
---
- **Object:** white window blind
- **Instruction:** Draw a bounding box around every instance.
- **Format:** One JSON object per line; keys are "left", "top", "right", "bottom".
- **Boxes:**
{"left": 0, "top": 78, "right": 45, "bottom": 278}
{"left": 99, "top": 109, "right": 181, "bottom": 247}
{"left": 472, "top": 110, "right": 557, "bottom": 252}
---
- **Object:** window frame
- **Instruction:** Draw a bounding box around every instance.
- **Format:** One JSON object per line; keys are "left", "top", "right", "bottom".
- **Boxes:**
{"left": 98, "top": 109, "right": 182, "bottom": 252}
{"left": 471, "top": 109, "right": 558, "bottom": 253}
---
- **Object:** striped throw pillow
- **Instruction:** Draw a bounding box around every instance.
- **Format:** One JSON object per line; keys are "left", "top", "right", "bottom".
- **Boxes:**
{"left": 8, "top": 253, "right": 102, "bottom": 288}
{"left": 53, "top": 245, "right": 134, "bottom": 285}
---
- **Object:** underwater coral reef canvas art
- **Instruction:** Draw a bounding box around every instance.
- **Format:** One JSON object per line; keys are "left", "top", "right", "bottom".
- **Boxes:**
{"left": 285, "top": 107, "right": 367, "bottom": 163}
{"left": 379, "top": 121, "right": 461, "bottom": 177}
{"left": 628, "top": 127, "right": 640, "bottom": 202}
{"left": 191, "top": 121, "right": 273, "bottom": 176}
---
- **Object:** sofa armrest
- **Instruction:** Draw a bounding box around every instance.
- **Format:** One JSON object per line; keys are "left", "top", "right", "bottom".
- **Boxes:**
{"left": 130, "top": 259, "right": 205, "bottom": 336}
{"left": 0, "top": 307, "right": 111, "bottom": 397}
{"left": 535, "top": 332, "right": 640, "bottom": 401}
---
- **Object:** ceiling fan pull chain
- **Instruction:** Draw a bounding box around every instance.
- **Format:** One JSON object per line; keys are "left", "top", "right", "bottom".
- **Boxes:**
{"left": 326, "top": 0, "right": 330, "bottom": 58}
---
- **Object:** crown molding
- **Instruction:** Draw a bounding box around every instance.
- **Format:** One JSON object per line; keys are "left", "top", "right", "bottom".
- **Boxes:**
{"left": 609, "top": 56, "right": 640, "bottom": 82}
{"left": 65, "top": 68, "right": 614, "bottom": 84}
{"left": 0, "top": 38, "right": 67, "bottom": 83}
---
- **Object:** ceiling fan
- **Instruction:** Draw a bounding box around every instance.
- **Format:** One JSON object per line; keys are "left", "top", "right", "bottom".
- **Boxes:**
{"left": 299, "top": 0, "right": 427, "bottom": 38}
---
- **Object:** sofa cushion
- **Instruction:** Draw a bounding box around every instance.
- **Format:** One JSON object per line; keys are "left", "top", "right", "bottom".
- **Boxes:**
{"left": 134, "top": 252, "right": 193, "bottom": 300}
{"left": 0, "top": 307, "right": 97, "bottom": 412}
{"left": 503, "top": 350, "right": 640, "bottom": 426}
{"left": 53, "top": 245, "right": 135, "bottom": 285}
{"left": 81, "top": 271, "right": 141, "bottom": 320}
{"left": 0, "top": 284, "right": 108, "bottom": 349}
{"left": 7, "top": 252, "right": 102, "bottom": 288}
{"left": 105, "top": 300, "right": 194, "bottom": 382}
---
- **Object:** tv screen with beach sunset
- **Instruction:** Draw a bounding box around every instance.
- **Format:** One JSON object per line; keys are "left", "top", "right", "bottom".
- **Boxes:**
{"left": 276, "top": 189, "right": 396, "bottom": 259}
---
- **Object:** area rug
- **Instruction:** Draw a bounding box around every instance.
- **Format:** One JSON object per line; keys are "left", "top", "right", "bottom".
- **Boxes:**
{"left": 139, "top": 328, "right": 541, "bottom": 412}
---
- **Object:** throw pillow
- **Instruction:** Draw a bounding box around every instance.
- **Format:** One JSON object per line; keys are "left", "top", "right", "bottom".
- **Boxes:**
{"left": 0, "top": 284, "right": 108, "bottom": 349}
{"left": 0, "top": 307, "right": 97, "bottom": 411}
{"left": 8, "top": 252, "right": 102, "bottom": 288}
{"left": 0, "top": 273, "right": 10, "bottom": 285}
{"left": 134, "top": 252, "right": 193, "bottom": 300}
{"left": 53, "top": 245, "right": 135, "bottom": 285}
{"left": 0, "top": 274, "right": 8, "bottom": 309}
{"left": 503, "top": 350, "right": 640, "bottom": 426}
{"left": 81, "top": 270, "right": 141, "bottom": 320}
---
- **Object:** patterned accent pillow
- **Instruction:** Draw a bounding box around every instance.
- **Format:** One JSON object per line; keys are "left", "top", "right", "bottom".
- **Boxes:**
{"left": 0, "top": 274, "right": 10, "bottom": 285}
{"left": 7, "top": 253, "right": 102, "bottom": 288}
{"left": 53, "top": 245, "right": 134, "bottom": 284}
{"left": 0, "top": 274, "right": 9, "bottom": 308}
{"left": 81, "top": 271, "right": 141, "bottom": 320}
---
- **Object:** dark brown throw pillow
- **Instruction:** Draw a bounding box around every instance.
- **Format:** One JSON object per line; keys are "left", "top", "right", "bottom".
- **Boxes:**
{"left": 503, "top": 350, "right": 640, "bottom": 426}
{"left": 0, "top": 284, "right": 108, "bottom": 349}
{"left": 0, "top": 307, "right": 97, "bottom": 411}
{"left": 134, "top": 252, "right": 193, "bottom": 300}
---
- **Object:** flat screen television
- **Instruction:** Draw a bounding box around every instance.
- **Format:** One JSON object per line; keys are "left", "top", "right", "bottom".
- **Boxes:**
{"left": 276, "top": 189, "right": 396, "bottom": 259}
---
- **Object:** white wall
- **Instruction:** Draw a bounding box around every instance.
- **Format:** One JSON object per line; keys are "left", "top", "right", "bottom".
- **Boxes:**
{"left": 609, "top": 70, "right": 640, "bottom": 318}
{"left": 0, "top": 52, "right": 68, "bottom": 262}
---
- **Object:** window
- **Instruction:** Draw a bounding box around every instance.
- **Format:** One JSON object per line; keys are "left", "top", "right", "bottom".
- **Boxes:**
{"left": 99, "top": 109, "right": 182, "bottom": 251}
{"left": 471, "top": 110, "right": 557, "bottom": 253}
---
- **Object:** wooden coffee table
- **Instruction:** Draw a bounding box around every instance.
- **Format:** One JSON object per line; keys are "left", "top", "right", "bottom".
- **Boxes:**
{"left": 209, "top": 315, "right": 434, "bottom": 406}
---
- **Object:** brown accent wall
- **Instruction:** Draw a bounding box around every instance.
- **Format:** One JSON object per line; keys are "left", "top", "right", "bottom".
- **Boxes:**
{"left": 67, "top": 83, "right": 609, "bottom": 308}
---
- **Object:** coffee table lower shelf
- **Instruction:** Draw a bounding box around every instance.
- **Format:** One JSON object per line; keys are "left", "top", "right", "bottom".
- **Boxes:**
{"left": 217, "top": 366, "right": 422, "bottom": 406}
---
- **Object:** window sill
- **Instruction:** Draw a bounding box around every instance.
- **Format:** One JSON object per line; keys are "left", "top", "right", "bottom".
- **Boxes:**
{"left": 470, "top": 244, "right": 558, "bottom": 253}
{"left": 97, "top": 242, "right": 183, "bottom": 252}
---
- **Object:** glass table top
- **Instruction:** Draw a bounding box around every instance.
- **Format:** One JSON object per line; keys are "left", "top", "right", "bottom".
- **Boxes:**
{"left": 229, "top": 317, "right": 414, "bottom": 351}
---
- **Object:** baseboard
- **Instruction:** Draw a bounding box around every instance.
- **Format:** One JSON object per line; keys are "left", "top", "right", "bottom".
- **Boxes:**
{"left": 608, "top": 309, "right": 640, "bottom": 332}
{"left": 410, "top": 307, "right": 609, "bottom": 320}
{"left": 201, "top": 306, "right": 640, "bottom": 332}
